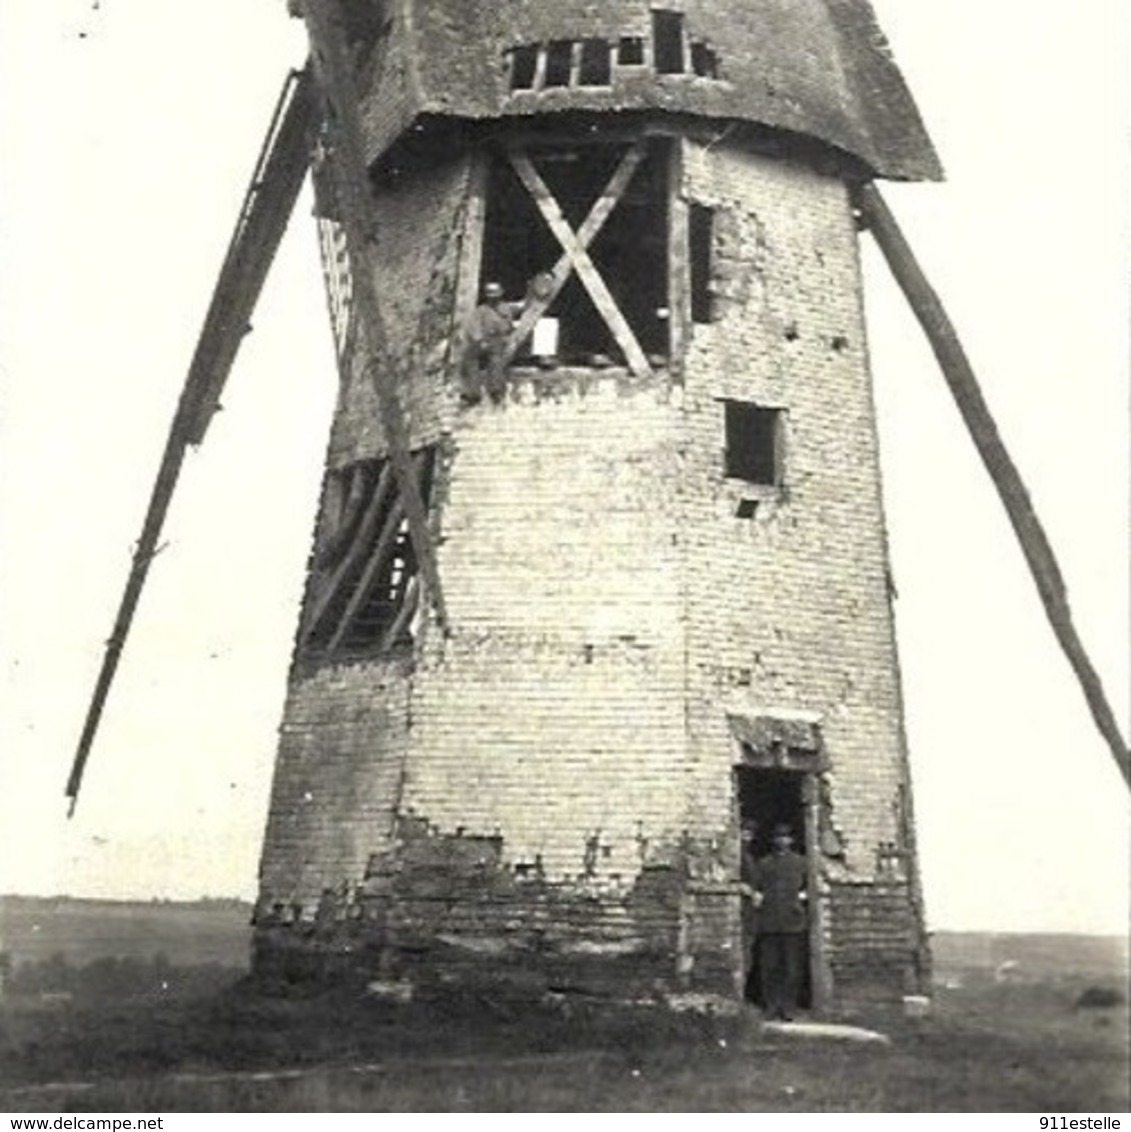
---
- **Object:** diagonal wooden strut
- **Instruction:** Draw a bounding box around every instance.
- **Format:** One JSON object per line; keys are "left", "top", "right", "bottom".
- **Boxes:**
{"left": 302, "top": 460, "right": 393, "bottom": 642}
{"left": 856, "top": 181, "right": 1129, "bottom": 789}
{"left": 508, "top": 151, "right": 653, "bottom": 378}
{"left": 501, "top": 144, "right": 647, "bottom": 368}
{"left": 301, "top": 0, "right": 448, "bottom": 635}
{"left": 65, "top": 67, "right": 316, "bottom": 815}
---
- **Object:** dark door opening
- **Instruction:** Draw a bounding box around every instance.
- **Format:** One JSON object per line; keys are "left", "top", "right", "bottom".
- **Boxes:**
{"left": 735, "top": 765, "right": 812, "bottom": 1010}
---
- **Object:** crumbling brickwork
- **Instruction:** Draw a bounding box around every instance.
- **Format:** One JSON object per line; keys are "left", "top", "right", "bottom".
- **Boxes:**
{"left": 258, "top": 0, "right": 935, "bottom": 1006}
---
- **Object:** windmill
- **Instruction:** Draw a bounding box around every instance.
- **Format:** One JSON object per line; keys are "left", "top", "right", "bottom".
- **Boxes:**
{"left": 65, "top": 0, "right": 1128, "bottom": 1006}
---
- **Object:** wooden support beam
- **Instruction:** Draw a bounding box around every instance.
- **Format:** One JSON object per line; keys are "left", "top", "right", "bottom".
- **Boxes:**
{"left": 508, "top": 152, "right": 653, "bottom": 378}
{"left": 451, "top": 153, "right": 489, "bottom": 371}
{"left": 303, "top": 460, "right": 393, "bottom": 643}
{"left": 502, "top": 143, "right": 646, "bottom": 368}
{"left": 378, "top": 573, "right": 421, "bottom": 654}
{"left": 856, "top": 180, "right": 1129, "bottom": 789}
{"left": 667, "top": 138, "right": 690, "bottom": 369}
{"left": 326, "top": 493, "right": 406, "bottom": 655}
{"left": 301, "top": 0, "right": 448, "bottom": 635}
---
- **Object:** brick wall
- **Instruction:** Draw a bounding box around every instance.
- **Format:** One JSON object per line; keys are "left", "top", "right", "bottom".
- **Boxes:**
{"left": 255, "top": 129, "right": 926, "bottom": 1002}
{"left": 326, "top": 153, "right": 472, "bottom": 468}
{"left": 677, "top": 138, "right": 922, "bottom": 985}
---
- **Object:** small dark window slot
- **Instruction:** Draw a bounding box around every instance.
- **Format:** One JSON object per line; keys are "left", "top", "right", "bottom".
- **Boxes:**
{"left": 510, "top": 45, "right": 539, "bottom": 90}
{"left": 653, "top": 11, "right": 685, "bottom": 74}
{"left": 724, "top": 401, "right": 782, "bottom": 487}
{"left": 544, "top": 40, "right": 573, "bottom": 88}
{"left": 690, "top": 41, "right": 719, "bottom": 78}
{"left": 617, "top": 36, "right": 645, "bottom": 66}
{"left": 578, "top": 39, "right": 612, "bottom": 86}
{"left": 689, "top": 203, "right": 714, "bottom": 324}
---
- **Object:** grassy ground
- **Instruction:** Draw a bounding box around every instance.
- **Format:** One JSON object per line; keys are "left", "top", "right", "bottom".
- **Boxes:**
{"left": 1, "top": 974, "right": 1127, "bottom": 1112}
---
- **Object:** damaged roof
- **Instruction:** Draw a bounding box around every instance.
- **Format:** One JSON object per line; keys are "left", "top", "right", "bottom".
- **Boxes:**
{"left": 351, "top": 0, "right": 941, "bottom": 181}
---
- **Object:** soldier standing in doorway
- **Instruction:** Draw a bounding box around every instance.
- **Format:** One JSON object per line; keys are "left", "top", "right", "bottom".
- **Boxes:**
{"left": 750, "top": 823, "right": 808, "bottom": 1020}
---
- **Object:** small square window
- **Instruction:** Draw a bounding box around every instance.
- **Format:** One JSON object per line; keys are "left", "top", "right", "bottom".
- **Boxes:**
{"left": 578, "top": 39, "right": 612, "bottom": 86}
{"left": 544, "top": 40, "right": 573, "bottom": 88}
{"left": 652, "top": 11, "right": 685, "bottom": 75}
{"left": 690, "top": 41, "right": 719, "bottom": 79}
{"left": 509, "top": 45, "right": 539, "bottom": 90}
{"left": 617, "top": 36, "right": 646, "bottom": 66}
{"left": 724, "top": 401, "right": 783, "bottom": 486}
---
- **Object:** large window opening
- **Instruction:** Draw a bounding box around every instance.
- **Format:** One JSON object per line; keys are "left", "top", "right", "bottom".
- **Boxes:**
{"left": 724, "top": 401, "right": 783, "bottom": 486}
{"left": 479, "top": 141, "right": 671, "bottom": 367}
{"left": 303, "top": 447, "right": 436, "bottom": 660}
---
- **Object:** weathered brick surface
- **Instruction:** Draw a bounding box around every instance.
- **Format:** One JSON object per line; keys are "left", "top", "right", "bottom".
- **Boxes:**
{"left": 257, "top": 658, "right": 411, "bottom": 909}
{"left": 327, "top": 154, "right": 472, "bottom": 467}
{"left": 255, "top": 130, "right": 927, "bottom": 1003}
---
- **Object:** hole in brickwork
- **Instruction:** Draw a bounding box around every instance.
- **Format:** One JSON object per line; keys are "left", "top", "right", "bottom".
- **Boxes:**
{"left": 724, "top": 401, "right": 784, "bottom": 487}
{"left": 830, "top": 335, "right": 849, "bottom": 353}
{"left": 479, "top": 140, "right": 671, "bottom": 368}
{"left": 509, "top": 45, "right": 538, "bottom": 90}
{"left": 690, "top": 40, "right": 719, "bottom": 78}
{"left": 302, "top": 446, "right": 437, "bottom": 659}
{"left": 783, "top": 323, "right": 799, "bottom": 342}
{"left": 544, "top": 40, "right": 573, "bottom": 88}
{"left": 578, "top": 38, "right": 612, "bottom": 86}
{"left": 652, "top": 11, "right": 685, "bottom": 74}
{"left": 689, "top": 203, "right": 715, "bottom": 324}
{"left": 736, "top": 498, "right": 759, "bottom": 520}
{"left": 618, "top": 36, "right": 645, "bottom": 65}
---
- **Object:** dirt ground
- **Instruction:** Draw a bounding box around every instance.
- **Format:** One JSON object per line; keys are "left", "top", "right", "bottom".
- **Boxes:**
{"left": 1, "top": 973, "right": 1127, "bottom": 1112}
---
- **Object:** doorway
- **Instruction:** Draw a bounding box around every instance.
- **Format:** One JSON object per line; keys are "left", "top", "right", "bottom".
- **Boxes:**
{"left": 735, "top": 765, "right": 813, "bottom": 1010}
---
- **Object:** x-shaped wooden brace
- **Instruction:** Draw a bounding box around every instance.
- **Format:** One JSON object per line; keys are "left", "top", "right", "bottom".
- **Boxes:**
{"left": 502, "top": 144, "right": 653, "bottom": 378}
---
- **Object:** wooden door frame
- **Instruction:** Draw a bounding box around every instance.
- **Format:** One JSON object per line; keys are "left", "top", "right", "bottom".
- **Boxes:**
{"left": 733, "top": 744, "right": 833, "bottom": 1015}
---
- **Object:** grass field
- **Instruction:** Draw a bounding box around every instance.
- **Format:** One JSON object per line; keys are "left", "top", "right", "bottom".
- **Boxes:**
{"left": 1, "top": 899, "right": 1127, "bottom": 1112}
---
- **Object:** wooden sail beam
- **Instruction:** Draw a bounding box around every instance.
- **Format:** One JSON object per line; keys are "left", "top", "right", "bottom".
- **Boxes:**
{"left": 508, "top": 150, "right": 652, "bottom": 378}
{"left": 183, "top": 67, "right": 318, "bottom": 444}
{"left": 300, "top": 0, "right": 449, "bottom": 634}
{"left": 856, "top": 181, "right": 1130, "bottom": 789}
{"left": 65, "top": 67, "right": 317, "bottom": 815}
{"left": 501, "top": 143, "right": 647, "bottom": 369}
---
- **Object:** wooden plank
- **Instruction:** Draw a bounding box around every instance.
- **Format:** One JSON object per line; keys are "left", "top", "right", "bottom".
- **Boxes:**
{"left": 532, "top": 44, "right": 548, "bottom": 92}
{"left": 506, "top": 149, "right": 652, "bottom": 377}
{"left": 451, "top": 153, "right": 490, "bottom": 370}
{"left": 502, "top": 142, "right": 646, "bottom": 366}
{"left": 857, "top": 180, "right": 1129, "bottom": 789}
{"left": 302, "top": 0, "right": 448, "bottom": 635}
{"left": 803, "top": 773, "right": 833, "bottom": 1014}
{"left": 378, "top": 573, "right": 420, "bottom": 653}
{"left": 325, "top": 493, "right": 406, "bottom": 655}
{"left": 666, "top": 137, "right": 690, "bottom": 370}
{"left": 302, "top": 460, "right": 393, "bottom": 642}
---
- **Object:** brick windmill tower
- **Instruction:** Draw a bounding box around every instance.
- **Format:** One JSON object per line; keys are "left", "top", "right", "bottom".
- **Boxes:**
{"left": 246, "top": 0, "right": 943, "bottom": 1008}
{"left": 71, "top": 0, "right": 962, "bottom": 1010}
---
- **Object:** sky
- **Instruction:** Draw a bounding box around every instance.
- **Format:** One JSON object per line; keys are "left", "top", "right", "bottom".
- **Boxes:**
{"left": 0, "top": 1, "right": 1127, "bottom": 935}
